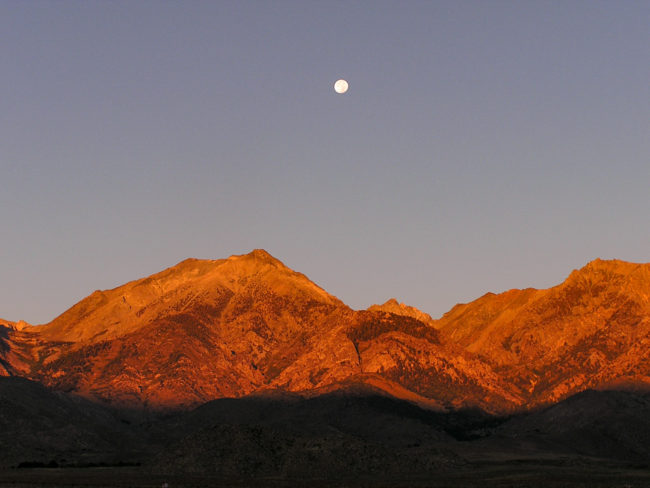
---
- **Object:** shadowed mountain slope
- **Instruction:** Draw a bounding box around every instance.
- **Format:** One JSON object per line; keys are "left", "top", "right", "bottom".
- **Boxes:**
{"left": 152, "top": 389, "right": 650, "bottom": 479}
{"left": 0, "top": 377, "right": 144, "bottom": 468}
{"left": 2, "top": 380, "right": 649, "bottom": 480}
{"left": 493, "top": 389, "right": 650, "bottom": 463}
{"left": 152, "top": 392, "right": 465, "bottom": 478}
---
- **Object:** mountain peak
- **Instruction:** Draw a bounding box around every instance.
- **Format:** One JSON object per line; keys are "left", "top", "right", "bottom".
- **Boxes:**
{"left": 564, "top": 258, "right": 647, "bottom": 288}
{"left": 37, "top": 248, "right": 342, "bottom": 344}
{"left": 367, "top": 298, "right": 436, "bottom": 327}
{"left": 249, "top": 248, "right": 274, "bottom": 259}
{"left": 246, "top": 248, "right": 280, "bottom": 263}
{"left": 578, "top": 258, "right": 640, "bottom": 274}
{"left": 169, "top": 250, "right": 283, "bottom": 275}
{"left": 0, "top": 319, "right": 31, "bottom": 331}
{"left": 227, "top": 249, "right": 285, "bottom": 267}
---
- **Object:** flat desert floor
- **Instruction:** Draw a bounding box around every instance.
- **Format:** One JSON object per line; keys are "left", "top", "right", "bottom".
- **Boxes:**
{"left": 0, "top": 463, "right": 649, "bottom": 488}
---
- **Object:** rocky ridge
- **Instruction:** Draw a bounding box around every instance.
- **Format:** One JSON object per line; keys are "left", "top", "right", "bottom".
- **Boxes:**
{"left": 437, "top": 258, "right": 650, "bottom": 405}
{"left": 1, "top": 251, "right": 648, "bottom": 413}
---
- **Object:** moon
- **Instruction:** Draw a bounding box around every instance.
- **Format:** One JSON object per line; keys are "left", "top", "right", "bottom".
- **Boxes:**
{"left": 334, "top": 79, "right": 349, "bottom": 94}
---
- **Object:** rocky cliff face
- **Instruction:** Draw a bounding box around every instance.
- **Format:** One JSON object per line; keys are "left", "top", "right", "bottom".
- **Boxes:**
{"left": 2, "top": 252, "right": 648, "bottom": 412}
{"left": 437, "top": 259, "right": 650, "bottom": 405}
{"left": 0, "top": 320, "right": 35, "bottom": 377}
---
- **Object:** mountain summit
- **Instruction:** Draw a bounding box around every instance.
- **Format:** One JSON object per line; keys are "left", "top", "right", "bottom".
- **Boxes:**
{"left": 18, "top": 249, "right": 351, "bottom": 407}
{"left": 368, "top": 298, "right": 436, "bottom": 327}
{"left": 39, "top": 249, "right": 341, "bottom": 343}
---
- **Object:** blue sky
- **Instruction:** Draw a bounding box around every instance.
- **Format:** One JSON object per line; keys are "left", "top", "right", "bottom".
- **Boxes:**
{"left": 1, "top": 1, "right": 649, "bottom": 324}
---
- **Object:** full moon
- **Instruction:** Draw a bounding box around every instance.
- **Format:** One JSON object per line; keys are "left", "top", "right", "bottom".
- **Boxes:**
{"left": 334, "top": 79, "right": 349, "bottom": 94}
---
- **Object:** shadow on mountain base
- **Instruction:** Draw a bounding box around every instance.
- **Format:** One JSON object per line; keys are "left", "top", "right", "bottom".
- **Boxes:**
{"left": 1, "top": 377, "right": 649, "bottom": 485}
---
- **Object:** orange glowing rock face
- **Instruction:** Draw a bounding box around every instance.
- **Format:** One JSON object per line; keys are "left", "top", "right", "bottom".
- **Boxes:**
{"left": 436, "top": 259, "right": 650, "bottom": 403}
{"left": 368, "top": 298, "right": 437, "bottom": 328}
{"left": 1, "top": 251, "right": 648, "bottom": 412}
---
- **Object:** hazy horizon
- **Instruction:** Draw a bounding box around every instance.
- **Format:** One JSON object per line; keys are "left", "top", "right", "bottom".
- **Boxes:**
{"left": 2, "top": 1, "right": 649, "bottom": 324}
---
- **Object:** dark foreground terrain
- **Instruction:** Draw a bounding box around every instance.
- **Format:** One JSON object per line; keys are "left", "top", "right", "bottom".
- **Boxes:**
{"left": 1, "top": 377, "right": 649, "bottom": 487}
{"left": 0, "top": 464, "right": 649, "bottom": 488}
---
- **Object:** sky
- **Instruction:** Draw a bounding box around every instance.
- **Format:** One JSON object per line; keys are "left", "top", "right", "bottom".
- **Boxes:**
{"left": 1, "top": 1, "right": 649, "bottom": 325}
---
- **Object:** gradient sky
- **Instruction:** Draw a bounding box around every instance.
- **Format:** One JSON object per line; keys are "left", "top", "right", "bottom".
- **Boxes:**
{"left": 1, "top": 1, "right": 649, "bottom": 325}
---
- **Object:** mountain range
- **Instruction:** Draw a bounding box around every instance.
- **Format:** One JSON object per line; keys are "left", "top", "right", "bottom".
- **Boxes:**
{"left": 2, "top": 250, "right": 648, "bottom": 412}
{"left": 1, "top": 249, "right": 649, "bottom": 485}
